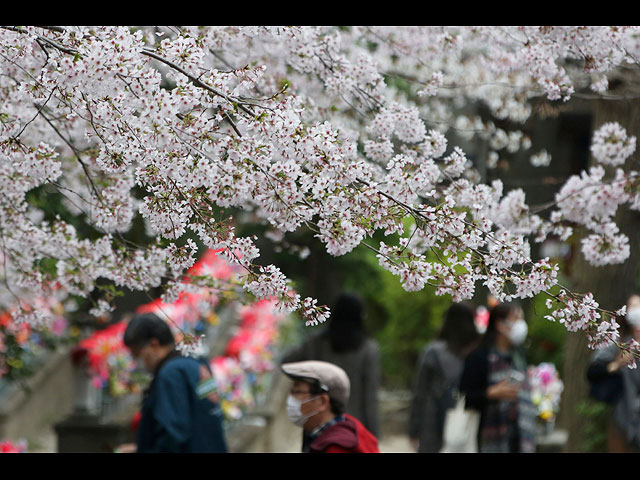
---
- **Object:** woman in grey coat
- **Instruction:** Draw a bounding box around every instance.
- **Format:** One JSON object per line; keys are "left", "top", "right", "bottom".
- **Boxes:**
{"left": 409, "top": 302, "right": 481, "bottom": 453}
{"left": 281, "top": 292, "right": 381, "bottom": 437}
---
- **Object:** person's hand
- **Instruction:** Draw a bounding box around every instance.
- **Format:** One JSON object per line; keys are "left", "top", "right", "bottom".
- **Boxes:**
{"left": 486, "top": 380, "right": 520, "bottom": 401}
{"left": 608, "top": 352, "right": 632, "bottom": 373}
{"left": 114, "top": 443, "right": 137, "bottom": 453}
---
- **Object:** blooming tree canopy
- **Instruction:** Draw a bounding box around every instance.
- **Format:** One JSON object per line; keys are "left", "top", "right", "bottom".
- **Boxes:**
{"left": 2, "top": 26, "right": 640, "bottom": 361}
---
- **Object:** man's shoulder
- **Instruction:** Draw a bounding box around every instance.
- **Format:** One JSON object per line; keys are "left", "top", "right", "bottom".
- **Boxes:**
{"left": 422, "top": 340, "right": 445, "bottom": 358}
{"left": 311, "top": 414, "right": 379, "bottom": 452}
{"left": 158, "top": 354, "right": 203, "bottom": 377}
{"left": 311, "top": 416, "right": 358, "bottom": 452}
{"left": 315, "top": 414, "right": 380, "bottom": 453}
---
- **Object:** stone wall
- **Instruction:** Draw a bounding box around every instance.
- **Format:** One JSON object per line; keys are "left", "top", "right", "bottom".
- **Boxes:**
{"left": 0, "top": 347, "right": 75, "bottom": 443}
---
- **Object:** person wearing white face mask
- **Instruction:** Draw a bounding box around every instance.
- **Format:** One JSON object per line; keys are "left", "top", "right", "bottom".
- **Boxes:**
{"left": 281, "top": 293, "right": 381, "bottom": 437}
{"left": 460, "top": 302, "right": 537, "bottom": 453}
{"left": 281, "top": 360, "right": 379, "bottom": 453}
{"left": 587, "top": 294, "right": 640, "bottom": 452}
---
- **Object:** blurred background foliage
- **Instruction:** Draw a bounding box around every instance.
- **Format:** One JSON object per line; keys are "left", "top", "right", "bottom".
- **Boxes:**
{"left": 524, "top": 285, "right": 568, "bottom": 373}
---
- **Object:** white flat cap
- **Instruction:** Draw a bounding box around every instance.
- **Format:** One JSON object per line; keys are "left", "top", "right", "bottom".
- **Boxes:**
{"left": 281, "top": 360, "right": 350, "bottom": 407}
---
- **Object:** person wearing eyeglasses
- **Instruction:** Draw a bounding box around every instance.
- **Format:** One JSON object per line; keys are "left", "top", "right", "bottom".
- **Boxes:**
{"left": 281, "top": 360, "right": 379, "bottom": 453}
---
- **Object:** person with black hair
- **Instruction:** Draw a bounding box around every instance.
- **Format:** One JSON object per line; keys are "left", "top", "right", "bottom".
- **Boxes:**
{"left": 408, "top": 302, "right": 481, "bottom": 453}
{"left": 281, "top": 292, "right": 380, "bottom": 436}
{"left": 116, "top": 312, "right": 227, "bottom": 453}
{"left": 587, "top": 294, "right": 640, "bottom": 452}
{"left": 459, "top": 301, "right": 537, "bottom": 453}
{"left": 281, "top": 360, "right": 379, "bottom": 453}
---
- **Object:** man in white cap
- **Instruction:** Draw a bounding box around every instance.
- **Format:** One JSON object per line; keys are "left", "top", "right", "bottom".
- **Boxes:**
{"left": 281, "top": 360, "right": 379, "bottom": 453}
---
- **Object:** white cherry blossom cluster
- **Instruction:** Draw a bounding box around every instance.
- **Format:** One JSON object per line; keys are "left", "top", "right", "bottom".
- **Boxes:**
{"left": 243, "top": 265, "right": 295, "bottom": 307}
{"left": 377, "top": 240, "right": 435, "bottom": 293}
{"left": 590, "top": 75, "right": 609, "bottom": 93}
{"left": 166, "top": 239, "right": 199, "bottom": 277}
{"left": 511, "top": 258, "right": 559, "bottom": 300}
{"left": 89, "top": 299, "right": 115, "bottom": 318}
{"left": 489, "top": 129, "right": 530, "bottom": 154}
{"left": 91, "top": 178, "right": 137, "bottom": 233}
{"left": 530, "top": 150, "right": 552, "bottom": 168}
{"left": 417, "top": 71, "right": 444, "bottom": 97}
{"left": 580, "top": 224, "right": 631, "bottom": 267}
{"left": 545, "top": 292, "right": 623, "bottom": 352}
{"left": 161, "top": 279, "right": 203, "bottom": 306}
{"left": 176, "top": 333, "right": 206, "bottom": 357}
{"left": 2, "top": 26, "right": 640, "bottom": 360}
{"left": 590, "top": 122, "right": 637, "bottom": 167}
{"left": 622, "top": 339, "right": 640, "bottom": 369}
{"left": 550, "top": 124, "right": 640, "bottom": 269}
{"left": 486, "top": 231, "right": 532, "bottom": 270}
{"left": 301, "top": 297, "right": 331, "bottom": 327}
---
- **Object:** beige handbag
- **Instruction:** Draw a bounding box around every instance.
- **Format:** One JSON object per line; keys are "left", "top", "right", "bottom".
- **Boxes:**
{"left": 440, "top": 395, "right": 480, "bottom": 453}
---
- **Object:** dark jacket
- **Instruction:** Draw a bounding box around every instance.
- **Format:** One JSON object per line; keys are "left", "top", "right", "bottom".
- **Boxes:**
{"left": 308, "top": 414, "right": 380, "bottom": 453}
{"left": 587, "top": 341, "right": 640, "bottom": 450}
{"left": 136, "top": 351, "right": 228, "bottom": 453}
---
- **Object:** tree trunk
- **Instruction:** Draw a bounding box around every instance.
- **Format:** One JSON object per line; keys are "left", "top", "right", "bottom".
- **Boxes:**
{"left": 559, "top": 96, "right": 640, "bottom": 452}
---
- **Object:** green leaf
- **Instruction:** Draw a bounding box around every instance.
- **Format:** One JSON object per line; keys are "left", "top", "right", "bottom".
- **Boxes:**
{"left": 7, "top": 357, "right": 24, "bottom": 369}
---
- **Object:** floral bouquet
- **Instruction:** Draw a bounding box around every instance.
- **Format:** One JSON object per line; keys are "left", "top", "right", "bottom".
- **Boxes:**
{"left": 528, "top": 362, "right": 564, "bottom": 423}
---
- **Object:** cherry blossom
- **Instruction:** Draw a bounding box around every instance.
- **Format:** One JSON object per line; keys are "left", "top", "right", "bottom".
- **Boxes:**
{"left": 2, "top": 26, "right": 640, "bottom": 363}
{"left": 590, "top": 122, "right": 637, "bottom": 167}
{"left": 530, "top": 150, "right": 552, "bottom": 168}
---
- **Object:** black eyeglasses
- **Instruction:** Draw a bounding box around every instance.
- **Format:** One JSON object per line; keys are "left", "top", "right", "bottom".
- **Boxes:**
{"left": 290, "top": 389, "right": 314, "bottom": 399}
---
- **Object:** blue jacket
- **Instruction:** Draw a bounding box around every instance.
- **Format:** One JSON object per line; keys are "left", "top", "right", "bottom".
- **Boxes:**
{"left": 136, "top": 351, "right": 228, "bottom": 453}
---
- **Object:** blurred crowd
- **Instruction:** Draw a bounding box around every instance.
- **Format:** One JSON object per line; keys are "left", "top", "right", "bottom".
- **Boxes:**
{"left": 106, "top": 291, "right": 640, "bottom": 454}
